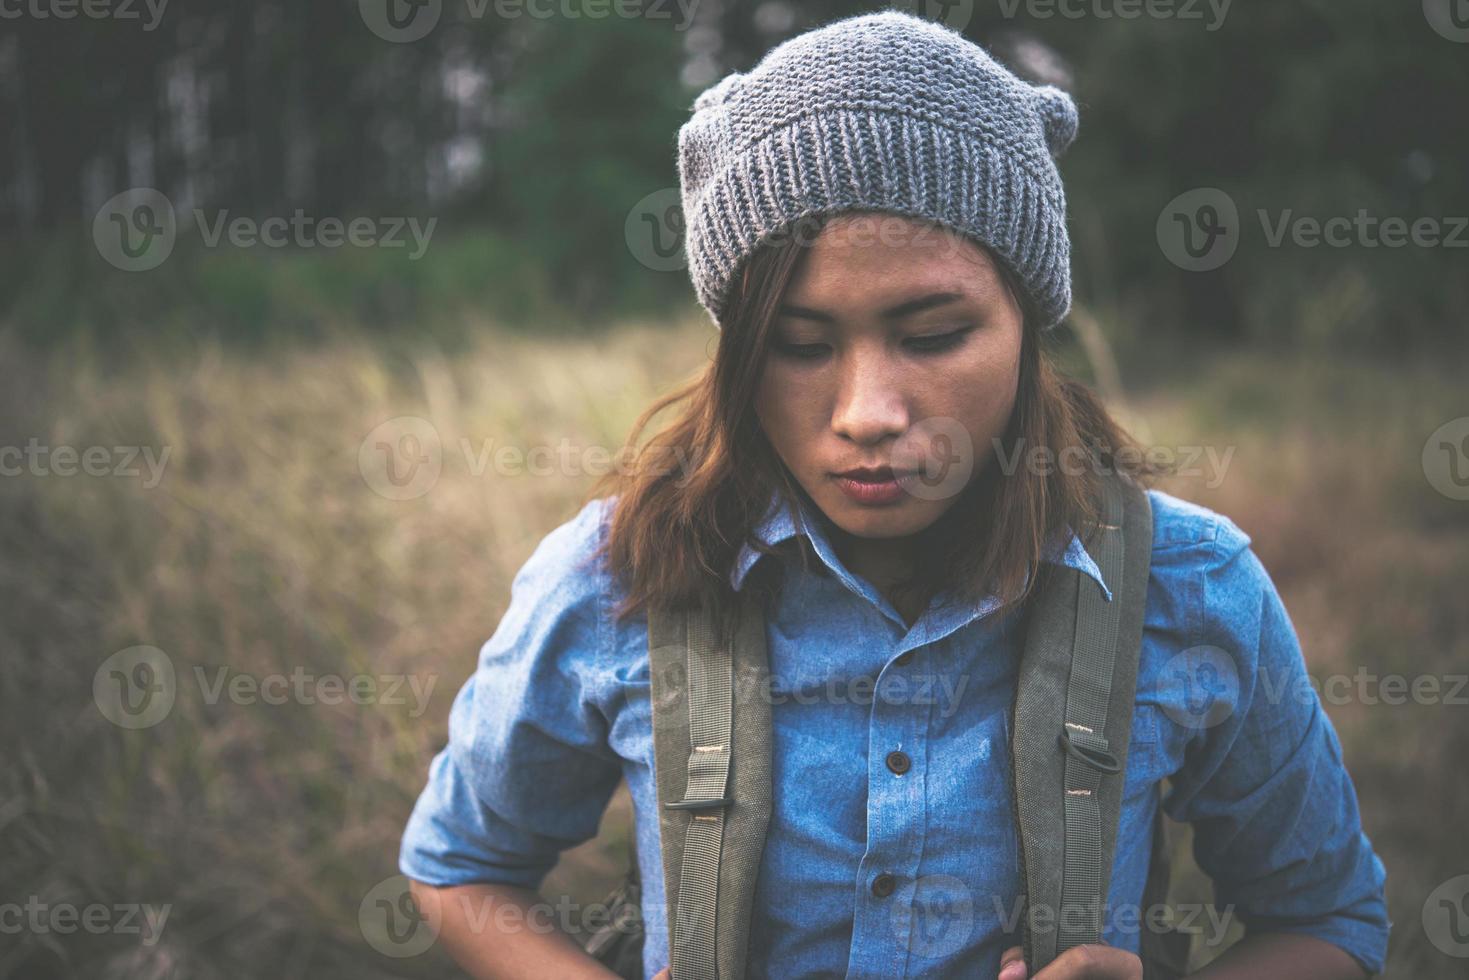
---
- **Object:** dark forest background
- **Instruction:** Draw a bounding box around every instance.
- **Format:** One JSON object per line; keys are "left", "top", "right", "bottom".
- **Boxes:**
{"left": 3, "top": 0, "right": 1466, "bottom": 349}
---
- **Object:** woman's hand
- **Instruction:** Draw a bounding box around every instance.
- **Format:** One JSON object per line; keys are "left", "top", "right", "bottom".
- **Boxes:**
{"left": 654, "top": 945, "right": 1139, "bottom": 979}
{"left": 998, "top": 944, "right": 1142, "bottom": 979}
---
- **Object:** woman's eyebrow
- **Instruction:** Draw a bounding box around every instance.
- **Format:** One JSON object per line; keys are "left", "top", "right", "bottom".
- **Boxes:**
{"left": 777, "top": 290, "right": 967, "bottom": 323}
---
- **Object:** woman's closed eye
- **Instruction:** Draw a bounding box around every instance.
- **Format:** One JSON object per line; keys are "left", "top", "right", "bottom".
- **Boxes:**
{"left": 771, "top": 325, "right": 976, "bottom": 360}
{"left": 904, "top": 324, "right": 976, "bottom": 353}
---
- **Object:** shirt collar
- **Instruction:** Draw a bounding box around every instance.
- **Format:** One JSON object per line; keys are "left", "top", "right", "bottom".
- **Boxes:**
{"left": 728, "top": 488, "right": 1113, "bottom": 604}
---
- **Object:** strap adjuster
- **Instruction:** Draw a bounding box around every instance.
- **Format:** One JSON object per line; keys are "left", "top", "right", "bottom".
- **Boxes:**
{"left": 1058, "top": 727, "right": 1121, "bottom": 774}
{"left": 664, "top": 796, "right": 733, "bottom": 811}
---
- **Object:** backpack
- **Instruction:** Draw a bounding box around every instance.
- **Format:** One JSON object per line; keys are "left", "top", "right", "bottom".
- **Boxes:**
{"left": 580, "top": 471, "right": 1192, "bottom": 978}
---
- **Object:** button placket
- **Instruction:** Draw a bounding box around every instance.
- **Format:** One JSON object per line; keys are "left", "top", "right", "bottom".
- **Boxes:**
{"left": 849, "top": 640, "right": 933, "bottom": 980}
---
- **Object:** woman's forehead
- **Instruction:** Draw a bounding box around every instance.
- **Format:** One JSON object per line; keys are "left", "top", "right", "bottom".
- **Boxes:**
{"left": 781, "top": 221, "right": 1011, "bottom": 313}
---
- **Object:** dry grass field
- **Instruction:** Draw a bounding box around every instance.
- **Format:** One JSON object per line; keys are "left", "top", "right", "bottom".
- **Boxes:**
{"left": 1, "top": 317, "right": 1463, "bottom": 978}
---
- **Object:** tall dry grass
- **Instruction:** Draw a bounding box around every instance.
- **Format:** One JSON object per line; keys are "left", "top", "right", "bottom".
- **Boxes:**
{"left": 1, "top": 318, "right": 1463, "bottom": 977}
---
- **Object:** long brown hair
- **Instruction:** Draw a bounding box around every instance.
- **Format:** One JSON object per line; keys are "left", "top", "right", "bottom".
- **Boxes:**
{"left": 587, "top": 211, "right": 1167, "bottom": 634}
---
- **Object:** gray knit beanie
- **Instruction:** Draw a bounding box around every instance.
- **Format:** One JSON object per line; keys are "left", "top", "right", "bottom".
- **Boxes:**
{"left": 677, "top": 9, "right": 1079, "bottom": 331}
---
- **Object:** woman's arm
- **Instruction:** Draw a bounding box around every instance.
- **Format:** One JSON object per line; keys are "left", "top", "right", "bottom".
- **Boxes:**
{"left": 996, "top": 510, "right": 1389, "bottom": 980}
{"left": 407, "top": 879, "right": 622, "bottom": 980}
{"left": 396, "top": 500, "right": 630, "bottom": 977}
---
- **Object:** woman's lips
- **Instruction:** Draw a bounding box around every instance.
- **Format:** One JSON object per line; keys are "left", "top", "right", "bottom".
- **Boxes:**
{"left": 832, "top": 471, "right": 909, "bottom": 505}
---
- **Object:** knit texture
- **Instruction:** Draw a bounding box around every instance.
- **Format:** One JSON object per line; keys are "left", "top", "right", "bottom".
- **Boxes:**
{"left": 676, "top": 9, "right": 1079, "bottom": 330}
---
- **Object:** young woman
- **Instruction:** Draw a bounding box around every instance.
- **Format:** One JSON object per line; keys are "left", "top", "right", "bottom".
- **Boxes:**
{"left": 398, "top": 11, "right": 1389, "bottom": 979}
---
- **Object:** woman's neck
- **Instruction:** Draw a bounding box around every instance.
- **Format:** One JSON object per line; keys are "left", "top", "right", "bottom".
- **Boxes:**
{"left": 825, "top": 523, "right": 931, "bottom": 627}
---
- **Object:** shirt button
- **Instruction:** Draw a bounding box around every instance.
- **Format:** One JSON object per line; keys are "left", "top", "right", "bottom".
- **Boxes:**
{"left": 885, "top": 750, "right": 911, "bottom": 775}
{"left": 871, "top": 872, "right": 896, "bottom": 898}
{"left": 894, "top": 651, "right": 915, "bottom": 666}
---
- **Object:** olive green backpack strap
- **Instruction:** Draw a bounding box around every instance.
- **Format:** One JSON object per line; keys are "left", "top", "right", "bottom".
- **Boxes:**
{"left": 648, "top": 588, "right": 773, "bottom": 979}
{"left": 1012, "top": 473, "right": 1154, "bottom": 970}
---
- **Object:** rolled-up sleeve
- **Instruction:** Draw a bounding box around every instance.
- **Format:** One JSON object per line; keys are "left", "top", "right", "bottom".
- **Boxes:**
{"left": 399, "top": 498, "right": 623, "bottom": 890}
{"left": 1161, "top": 517, "right": 1391, "bottom": 974}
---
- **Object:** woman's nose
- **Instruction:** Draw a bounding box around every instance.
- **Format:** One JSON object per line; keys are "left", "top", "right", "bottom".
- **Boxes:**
{"left": 829, "top": 352, "right": 909, "bottom": 446}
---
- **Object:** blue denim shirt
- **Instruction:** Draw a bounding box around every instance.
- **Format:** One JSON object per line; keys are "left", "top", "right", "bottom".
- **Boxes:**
{"left": 399, "top": 488, "right": 1390, "bottom": 978}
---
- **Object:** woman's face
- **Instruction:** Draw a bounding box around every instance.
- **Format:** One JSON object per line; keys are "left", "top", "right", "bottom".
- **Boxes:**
{"left": 753, "top": 213, "right": 1025, "bottom": 542}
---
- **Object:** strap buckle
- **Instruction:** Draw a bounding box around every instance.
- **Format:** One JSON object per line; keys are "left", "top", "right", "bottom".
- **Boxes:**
{"left": 1057, "top": 727, "right": 1121, "bottom": 775}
